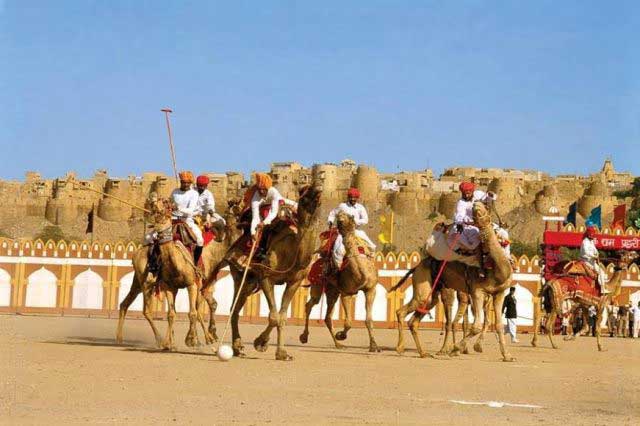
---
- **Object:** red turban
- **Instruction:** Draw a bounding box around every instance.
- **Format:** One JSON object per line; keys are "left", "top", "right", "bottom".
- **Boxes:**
{"left": 196, "top": 175, "right": 210, "bottom": 186}
{"left": 585, "top": 226, "right": 597, "bottom": 239}
{"left": 347, "top": 188, "right": 361, "bottom": 198}
{"left": 459, "top": 181, "right": 475, "bottom": 193}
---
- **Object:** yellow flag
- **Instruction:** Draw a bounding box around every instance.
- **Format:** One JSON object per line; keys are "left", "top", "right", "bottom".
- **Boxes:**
{"left": 378, "top": 211, "right": 394, "bottom": 244}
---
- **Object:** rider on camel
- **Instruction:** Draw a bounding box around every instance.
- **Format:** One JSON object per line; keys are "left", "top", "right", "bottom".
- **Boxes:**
{"left": 327, "top": 187, "right": 376, "bottom": 268}
{"left": 580, "top": 226, "right": 609, "bottom": 293}
{"left": 453, "top": 181, "right": 497, "bottom": 275}
{"left": 194, "top": 174, "right": 226, "bottom": 240}
{"left": 171, "top": 171, "right": 204, "bottom": 265}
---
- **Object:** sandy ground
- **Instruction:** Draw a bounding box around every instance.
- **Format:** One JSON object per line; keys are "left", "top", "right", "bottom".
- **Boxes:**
{"left": 1, "top": 314, "right": 639, "bottom": 425}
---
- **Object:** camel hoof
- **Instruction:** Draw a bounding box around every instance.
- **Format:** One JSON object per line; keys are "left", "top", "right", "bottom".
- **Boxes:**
{"left": 299, "top": 333, "right": 309, "bottom": 344}
{"left": 462, "top": 348, "right": 470, "bottom": 355}
{"left": 598, "top": 346, "right": 606, "bottom": 352}
{"left": 369, "top": 345, "right": 381, "bottom": 353}
{"left": 335, "top": 343, "right": 346, "bottom": 350}
{"left": 450, "top": 348, "right": 461, "bottom": 357}
{"left": 335, "top": 331, "right": 348, "bottom": 341}
{"left": 418, "top": 351, "right": 429, "bottom": 358}
{"left": 473, "top": 343, "right": 484, "bottom": 353}
{"left": 115, "top": 336, "right": 123, "bottom": 345}
{"left": 275, "top": 350, "right": 294, "bottom": 361}
{"left": 184, "top": 334, "right": 198, "bottom": 348}
{"left": 502, "top": 356, "right": 516, "bottom": 362}
{"left": 396, "top": 346, "right": 405, "bottom": 355}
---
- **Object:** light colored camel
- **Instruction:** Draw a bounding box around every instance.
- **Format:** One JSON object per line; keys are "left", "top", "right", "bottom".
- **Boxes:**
{"left": 531, "top": 251, "right": 638, "bottom": 351}
{"left": 115, "top": 198, "right": 241, "bottom": 349}
{"left": 299, "top": 210, "right": 380, "bottom": 352}
{"left": 226, "top": 185, "right": 323, "bottom": 360}
{"left": 393, "top": 202, "right": 515, "bottom": 361}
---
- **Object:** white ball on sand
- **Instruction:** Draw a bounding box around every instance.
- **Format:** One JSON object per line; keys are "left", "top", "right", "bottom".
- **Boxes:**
{"left": 217, "top": 344, "right": 233, "bottom": 361}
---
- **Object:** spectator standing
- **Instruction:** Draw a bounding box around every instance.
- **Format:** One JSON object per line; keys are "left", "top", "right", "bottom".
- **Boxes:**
{"left": 502, "top": 287, "right": 519, "bottom": 343}
{"left": 588, "top": 305, "right": 597, "bottom": 337}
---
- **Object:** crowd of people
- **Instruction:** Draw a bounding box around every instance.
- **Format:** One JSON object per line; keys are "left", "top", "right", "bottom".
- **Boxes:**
{"left": 543, "top": 301, "right": 640, "bottom": 338}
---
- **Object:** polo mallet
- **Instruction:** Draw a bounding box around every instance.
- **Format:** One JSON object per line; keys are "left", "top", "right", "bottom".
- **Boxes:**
{"left": 161, "top": 108, "right": 179, "bottom": 185}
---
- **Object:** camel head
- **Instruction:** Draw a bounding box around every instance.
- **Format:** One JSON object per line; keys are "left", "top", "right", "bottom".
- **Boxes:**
{"left": 296, "top": 185, "right": 322, "bottom": 226}
{"left": 336, "top": 210, "right": 356, "bottom": 236}
{"left": 472, "top": 201, "right": 491, "bottom": 229}
{"left": 144, "top": 192, "right": 173, "bottom": 228}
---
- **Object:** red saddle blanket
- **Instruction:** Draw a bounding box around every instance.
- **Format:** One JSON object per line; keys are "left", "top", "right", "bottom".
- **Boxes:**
{"left": 550, "top": 275, "right": 601, "bottom": 308}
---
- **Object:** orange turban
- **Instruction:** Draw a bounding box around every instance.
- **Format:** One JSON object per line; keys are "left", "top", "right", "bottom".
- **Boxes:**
{"left": 178, "top": 171, "right": 194, "bottom": 183}
{"left": 255, "top": 173, "right": 273, "bottom": 190}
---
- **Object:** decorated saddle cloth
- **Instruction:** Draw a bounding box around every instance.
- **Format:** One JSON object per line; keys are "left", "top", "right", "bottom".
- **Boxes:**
{"left": 424, "top": 227, "right": 479, "bottom": 267}
{"left": 545, "top": 275, "right": 600, "bottom": 309}
{"left": 555, "top": 260, "right": 598, "bottom": 280}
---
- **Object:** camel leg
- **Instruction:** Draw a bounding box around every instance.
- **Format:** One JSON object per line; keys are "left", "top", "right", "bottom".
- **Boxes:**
{"left": 184, "top": 283, "right": 201, "bottom": 348}
{"left": 299, "top": 284, "right": 322, "bottom": 344}
{"left": 596, "top": 306, "right": 605, "bottom": 352}
{"left": 161, "top": 289, "right": 178, "bottom": 351}
{"left": 451, "top": 291, "right": 469, "bottom": 349}
{"left": 254, "top": 278, "right": 278, "bottom": 353}
{"left": 493, "top": 291, "right": 515, "bottom": 362}
{"left": 230, "top": 281, "right": 251, "bottom": 357}
{"left": 531, "top": 295, "right": 541, "bottom": 347}
{"left": 363, "top": 286, "right": 380, "bottom": 353}
{"left": 195, "top": 292, "right": 215, "bottom": 345}
{"left": 409, "top": 299, "right": 437, "bottom": 358}
{"left": 395, "top": 298, "right": 420, "bottom": 355}
{"left": 335, "top": 294, "right": 354, "bottom": 341}
{"left": 274, "top": 281, "right": 302, "bottom": 361}
{"left": 567, "top": 310, "right": 590, "bottom": 341}
{"left": 452, "top": 290, "right": 485, "bottom": 356}
{"left": 545, "top": 310, "right": 558, "bottom": 349}
{"left": 115, "top": 272, "right": 142, "bottom": 344}
{"left": 141, "top": 286, "right": 163, "bottom": 348}
{"left": 323, "top": 286, "right": 345, "bottom": 349}
{"left": 473, "top": 296, "right": 492, "bottom": 353}
{"left": 203, "top": 287, "right": 219, "bottom": 342}
{"left": 437, "top": 289, "right": 455, "bottom": 356}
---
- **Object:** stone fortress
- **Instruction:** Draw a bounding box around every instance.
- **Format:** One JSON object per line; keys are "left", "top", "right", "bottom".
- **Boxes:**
{"left": 0, "top": 159, "right": 636, "bottom": 252}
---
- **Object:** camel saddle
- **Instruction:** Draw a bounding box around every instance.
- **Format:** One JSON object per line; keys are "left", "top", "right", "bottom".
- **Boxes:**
{"left": 552, "top": 260, "right": 598, "bottom": 280}
{"left": 544, "top": 275, "right": 601, "bottom": 311}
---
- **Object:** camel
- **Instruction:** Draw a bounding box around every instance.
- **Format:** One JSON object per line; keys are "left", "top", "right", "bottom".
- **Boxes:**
{"left": 531, "top": 251, "right": 638, "bottom": 351}
{"left": 299, "top": 210, "right": 381, "bottom": 352}
{"left": 115, "top": 197, "right": 241, "bottom": 350}
{"left": 226, "top": 185, "right": 323, "bottom": 360}
{"left": 393, "top": 201, "right": 515, "bottom": 361}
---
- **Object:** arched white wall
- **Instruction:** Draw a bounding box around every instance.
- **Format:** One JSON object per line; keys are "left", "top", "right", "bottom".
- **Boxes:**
{"left": 309, "top": 292, "right": 340, "bottom": 320}
{"left": 72, "top": 269, "right": 103, "bottom": 309}
{"left": 513, "top": 284, "right": 533, "bottom": 326}
{"left": 0, "top": 268, "right": 11, "bottom": 307}
{"left": 118, "top": 272, "right": 142, "bottom": 311}
{"left": 260, "top": 285, "right": 292, "bottom": 318}
{"left": 354, "top": 284, "right": 387, "bottom": 321}
{"left": 25, "top": 267, "right": 57, "bottom": 308}
{"left": 213, "top": 274, "right": 243, "bottom": 315}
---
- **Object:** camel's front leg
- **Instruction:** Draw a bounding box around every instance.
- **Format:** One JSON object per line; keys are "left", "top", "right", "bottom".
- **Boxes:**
{"left": 395, "top": 296, "right": 420, "bottom": 355}
{"left": 323, "top": 287, "right": 345, "bottom": 349}
{"left": 453, "top": 290, "right": 484, "bottom": 356}
{"left": 409, "top": 298, "right": 437, "bottom": 358}
{"left": 184, "top": 283, "right": 201, "bottom": 348}
{"left": 473, "top": 296, "right": 492, "bottom": 353}
{"left": 493, "top": 291, "right": 515, "bottom": 362}
{"left": 162, "top": 289, "right": 178, "bottom": 351}
{"left": 274, "top": 280, "right": 303, "bottom": 361}
{"left": 254, "top": 278, "right": 278, "bottom": 353}
{"left": 203, "top": 287, "right": 219, "bottom": 342}
{"left": 116, "top": 272, "right": 142, "bottom": 344}
{"left": 596, "top": 306, "right": 605, "bottom": 351}
{"left": 299, "top": 284, "right": 322, "bottom": 344}
{"left": 335, "top": 294, "right": 354, "bottom": 341}
{"left": 437, "top": 289, "right": 454, "bottom": 356}
{"left": 531, "top": 295, "right": 541, "bottom": 347}
{"left": 195, "top": 291, "right": 215, "bottom": 345}
{"left": 363, "top": 286, "right": 380, "bottom": 352}
{"left": 230, "top": 278, "right": 251, "bottom": 357}
{"left": 545, "top": 311, "right": 559, "bottom": 349}
{"left": 141, "top": 286, "right": 163, "bottom": 348}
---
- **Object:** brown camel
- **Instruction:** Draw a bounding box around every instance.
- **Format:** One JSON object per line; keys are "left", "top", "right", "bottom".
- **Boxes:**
{"left": 115, "top": 198, "right": 241, "bottom": 349}
{"left": 531, "top": 251, "right": 638, "bottom": 351}
{"left": 393, "top": 201, "right": 515, "bottom": 361}
{"left": 226, "top": 185, "right": 323, "bottom": 360}
{"left": 299, "top": 210, "right": 381, "bottom": 352}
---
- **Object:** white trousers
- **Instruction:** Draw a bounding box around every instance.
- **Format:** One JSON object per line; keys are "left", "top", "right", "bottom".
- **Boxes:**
{"left": 505, "top": 318, "right": 517, "bottom": 341}
{"left": 186, "top": 219, "right": 204, "bottom": 246}
{"left": 634, "top": 319, "right": 640, "bottom": 338}
{"left": 332, "top": 229, "right": 376, "bottom": 266}
{"left": 585, "top": 259, "right": 607, "bottom": 287}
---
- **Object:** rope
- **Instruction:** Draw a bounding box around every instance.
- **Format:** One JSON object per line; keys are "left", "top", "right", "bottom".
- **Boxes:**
{"left": 218, "top": 232, "right": 260, "bottom": 349}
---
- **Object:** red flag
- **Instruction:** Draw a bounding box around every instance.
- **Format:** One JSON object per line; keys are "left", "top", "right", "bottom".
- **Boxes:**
{"left": 612, "top": 204, "right": 626, "bottom": 230}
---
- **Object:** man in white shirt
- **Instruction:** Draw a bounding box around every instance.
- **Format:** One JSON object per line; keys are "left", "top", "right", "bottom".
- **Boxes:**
{"left": 580, "top": 226, "right": 608, "bottom": 293}
{"left": 452, "top": 181, "right": 497, "bottom": 252}
{"left": 195, "top": 175, "right": 226, "bottom": 240}
{"left": 327, "top": 188, "right": 376, "bottom": 267}
{"left": 172, "top": 171, "right": 204, "bottom": 264}
{"left": 633, "top": 301, "right": 640, "bottom": 338}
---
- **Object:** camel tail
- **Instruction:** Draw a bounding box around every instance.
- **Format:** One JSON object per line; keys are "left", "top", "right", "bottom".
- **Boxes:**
{"left": 389, "top": 266, "right": 417, "bottom": 292}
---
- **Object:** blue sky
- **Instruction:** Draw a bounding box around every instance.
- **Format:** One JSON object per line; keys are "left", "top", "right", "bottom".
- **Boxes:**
{"left": 1, "top": 1, "right": 638, "bottom": 180}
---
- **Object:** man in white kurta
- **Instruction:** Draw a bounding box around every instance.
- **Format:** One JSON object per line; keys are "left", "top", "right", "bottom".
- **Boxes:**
{"left": 452, "top": 182, "right": 497, "bottom": 252}
{"left": 195, "top": 175, "right": 226, "bottom": 236}
{"left": 580, "top": 227, "right": 608, "bottom": 293}
{"left": 171, "top": 172, "right": 204, "bottom": 263}
{"left": 327, "top": 188, "right": 376, "bottom": 267}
